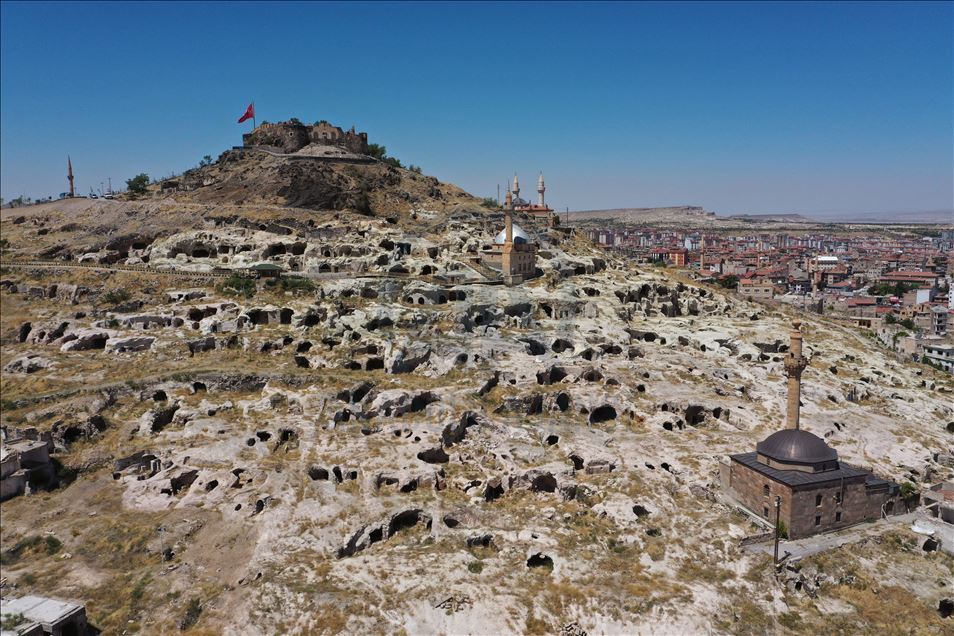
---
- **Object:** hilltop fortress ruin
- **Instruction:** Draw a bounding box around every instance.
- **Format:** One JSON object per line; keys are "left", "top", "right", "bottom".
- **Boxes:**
{"left": 242, "top": 119, "right": 370, "bottom": 155}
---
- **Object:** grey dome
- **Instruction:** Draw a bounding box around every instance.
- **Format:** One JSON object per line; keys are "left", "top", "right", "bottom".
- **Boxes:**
{"left": 494, "top": 223, "right": 530, "bottom": 245}
{"left": 756, "top": 429, "right": 837, "bottom": 465}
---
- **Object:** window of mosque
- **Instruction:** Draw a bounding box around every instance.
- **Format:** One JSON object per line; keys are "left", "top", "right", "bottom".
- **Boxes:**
{"left": 814, "top": 515, "right": 821, "bottom": 526}
{"left": 763, "top": 484, "right": 769, "bottom": 496}
{"left": 815, "top": 494, "right": 822, "bottom": 506}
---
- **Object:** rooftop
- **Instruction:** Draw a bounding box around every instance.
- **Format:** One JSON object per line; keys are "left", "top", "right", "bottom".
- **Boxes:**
{"left": 756, "top": 428, "right": 838, "bottom": 465}
{"left": 0, "top": 595, "right": 84, "bottom": 628}
{"left": 731, "top": 451, "right": 870, "bottom": 488}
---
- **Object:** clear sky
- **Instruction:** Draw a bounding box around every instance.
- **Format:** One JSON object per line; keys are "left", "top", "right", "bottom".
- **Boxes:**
{"left": 1, "top": 1, "right": 952, "bottom": 219}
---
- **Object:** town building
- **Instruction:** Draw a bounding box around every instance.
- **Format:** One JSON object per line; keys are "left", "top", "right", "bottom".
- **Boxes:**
{"left": 923, "top": 481, "right": 954, "bottom": 524}
{"left": 722, "top": 322, "right": 905, "bottom": 538}
{"left": 1, "top": 429, "right": 56, "bottom": 501}
{"left": 0, "top": 595, "right": 88, "bottom": 636}
{"left": 738, "top": 278, "right": 775, "bottom": 300}
{"left": 922, "top": 343, "right": 954, "bottom": 373}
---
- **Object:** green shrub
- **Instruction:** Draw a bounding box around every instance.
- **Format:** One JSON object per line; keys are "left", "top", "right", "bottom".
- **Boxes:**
{"left": 217, "top": 275, "right": 256, "bottom": 298}
{"left": 279, "top": 276, "right": 315, "bottom": 293}
{"left": 0, "top": 536, "right": 44, "bottom": 565}
{"left": 467, "top": 561, "right": 483, "bottom": 574}
{"left": 179, "top": 598, "right": 202, "bottom": 630}
{"left": 1, "top": 614, "right": 27, "bottom": 630}
{"left": 717, "top": 274, "right": 739, "bottom": 289}
{"left": 102, "top": 288, "right": 131, "bottom": 304}
{"left": 45, "top": 536, "right": 62, "bottom": 555}
{"left": 776, "top": 520, "right": 788, "bottom": 539}
{"left": 480, "top": 197, "right": 498, "bottom": 209}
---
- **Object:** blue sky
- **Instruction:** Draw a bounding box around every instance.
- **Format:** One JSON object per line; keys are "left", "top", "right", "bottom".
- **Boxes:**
{"left": 1, "top": 1, "right": 952, "bottom": 218}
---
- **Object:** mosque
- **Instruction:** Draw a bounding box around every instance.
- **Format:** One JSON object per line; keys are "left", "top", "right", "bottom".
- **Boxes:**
{"left": 478, "top": 174, "right": 544, "bottom": 285}
{"left": 722, "top": 322, "right": 906, "bottom": 538}
{"left": 510, "top": 173, "right": 555, "bottom": 225}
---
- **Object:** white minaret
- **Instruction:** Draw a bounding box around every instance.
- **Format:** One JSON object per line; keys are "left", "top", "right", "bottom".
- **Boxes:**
{"left": 512, "top": 173, "right": 520, "bottom": 201}
{"left": 537, "top": 172, "right": 545, "bottom": 207}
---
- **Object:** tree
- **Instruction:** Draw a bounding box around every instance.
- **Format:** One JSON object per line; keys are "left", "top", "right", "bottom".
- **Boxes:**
{"left": 126, "top": 173, "right": 150, "bottom": 196}
{"left": 366, "top": 143, "right": 387, "bottom": 160}
{"left": 717, "top": 274, "right": 739, "bottom": 290}
{"left": 198, "top": 154, "right": 213, "bottom": 168}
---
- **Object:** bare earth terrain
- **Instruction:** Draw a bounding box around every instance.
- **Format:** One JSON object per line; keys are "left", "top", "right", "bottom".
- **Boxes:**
{"left": 1, "top": 151, "right": 951, "bottom": 635}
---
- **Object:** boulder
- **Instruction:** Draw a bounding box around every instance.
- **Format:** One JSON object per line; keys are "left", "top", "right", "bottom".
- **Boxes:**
{"left": 60, "top": 329, "right": 110, "bottom": 352}
{"left": 106, "top": 336, "right": 156, "bottom": 353}
{"left": 3, "top": 355, "right": 52, "bottom": 374}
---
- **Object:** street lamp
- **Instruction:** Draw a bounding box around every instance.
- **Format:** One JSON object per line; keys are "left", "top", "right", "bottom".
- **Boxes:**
{"left": 773, "top": 495, "right": 782, "bottom": 564}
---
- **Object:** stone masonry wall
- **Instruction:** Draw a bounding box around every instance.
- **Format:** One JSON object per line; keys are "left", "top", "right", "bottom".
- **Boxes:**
{"left": 728, "top": 459, "right": 879, "bottom": 539}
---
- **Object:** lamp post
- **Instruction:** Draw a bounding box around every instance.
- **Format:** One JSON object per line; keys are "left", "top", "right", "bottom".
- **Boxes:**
{"left": 773, "top": 495, "right": 782, "bottom": 564}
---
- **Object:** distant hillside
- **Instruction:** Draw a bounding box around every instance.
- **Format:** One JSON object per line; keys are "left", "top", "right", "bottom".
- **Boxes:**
{"left": 566, "top": 206, "right": 715, "bottom": 223}
{"left": 726, "top": 213, "right": 813, "bottom": 222}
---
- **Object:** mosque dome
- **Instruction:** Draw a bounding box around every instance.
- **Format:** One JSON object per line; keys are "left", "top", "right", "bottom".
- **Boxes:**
{"left": 494, "top": 223, "right": 531, "bottom": 245}
{"left": 756, "top": 429, "right": 838, "bottom": 465}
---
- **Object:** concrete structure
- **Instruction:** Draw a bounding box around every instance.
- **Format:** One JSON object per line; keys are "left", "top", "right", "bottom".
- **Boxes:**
{"left": 0, "top": 595, "right": 88, "bottom": 636}
{"left": 722, "top": 322, "right": 905, "bottom": 538}
{"left": 0, "top": 433, "right": 55, "bottom": 501}
{"left": 738, "top": 278, "right": 775, "bottom": 300}
{"left": 921, "top": 343, "right": 954, "bottom": 373}
{"left": 923, "top": 481, "right": 954, "bottom": 524}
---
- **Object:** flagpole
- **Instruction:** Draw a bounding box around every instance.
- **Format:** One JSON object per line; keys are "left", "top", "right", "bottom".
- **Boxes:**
{"left": 252, "top": 101, "right": 256, "bottom": 130}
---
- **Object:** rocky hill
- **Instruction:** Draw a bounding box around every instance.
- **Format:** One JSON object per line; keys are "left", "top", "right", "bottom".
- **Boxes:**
{"left": 1, "top": 143, "right": 952, "bottom": 635}
{"left": 155, "top": 147, "right": 480, "bottom": 216}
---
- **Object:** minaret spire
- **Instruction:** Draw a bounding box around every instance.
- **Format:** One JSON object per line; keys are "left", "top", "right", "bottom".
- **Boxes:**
{"left": 67, "top": 156, "right": 75, "bottom": 198}
{"left": 505, "top": 204, "right": 513, "bottom": 244}
{"left": 512, "top": 173, "right": 520, "bottom": 201}
{"left": 537, "top": 172, "right": 545, "bottom": 207}
{"left": 784, "top": 321, "right": 808, "bottom": 429}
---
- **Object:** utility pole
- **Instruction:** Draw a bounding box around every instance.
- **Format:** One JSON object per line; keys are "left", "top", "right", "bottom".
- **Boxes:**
{"left": 497, "top": 183, "right": 500, "bottom": 207}
{"left": 773, "top": 495, "right": 782, "bottom": 564}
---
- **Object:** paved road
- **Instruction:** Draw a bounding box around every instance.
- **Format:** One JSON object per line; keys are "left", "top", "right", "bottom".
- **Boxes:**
{"left": 745, "top": 512, "right": 922, "bottom": 560}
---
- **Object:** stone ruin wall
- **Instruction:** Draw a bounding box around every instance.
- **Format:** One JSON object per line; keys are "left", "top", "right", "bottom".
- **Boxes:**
{"left": 242, "top": 120, "right": 369, "bottom": 155}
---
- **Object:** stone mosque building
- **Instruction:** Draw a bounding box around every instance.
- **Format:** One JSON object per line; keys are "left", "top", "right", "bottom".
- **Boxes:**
{"left": 479, "top": 176, "right": 540, "bottom": 285}
{"left": 722, "top": 321, "right": 905, "bottom": 539}
{"left": 510, "top": 173, "right": 555, "bottom": 225}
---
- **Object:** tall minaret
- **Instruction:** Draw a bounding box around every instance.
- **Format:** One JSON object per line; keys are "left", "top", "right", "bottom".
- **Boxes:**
{"left": 784, "top": 321, "right": 808, "bottom": 430}
{"left": 504, "top": 187, "right": 513, "bottom": 211}
{"left": 505, "top": 203, "right": 513, "bottom": 244}
{"left": 512, "top": 173, "right": 520, "bottom": 201}
{"left": 537, "top": 172, "right": 545, "bottom": 207}
{"left": 67, "top": 156, "right": 75, "bottom": 198}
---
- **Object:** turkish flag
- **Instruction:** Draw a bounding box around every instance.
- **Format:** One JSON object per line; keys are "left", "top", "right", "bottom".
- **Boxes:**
{"left": 237, "top": 102, "right": 255, "bottom": 123}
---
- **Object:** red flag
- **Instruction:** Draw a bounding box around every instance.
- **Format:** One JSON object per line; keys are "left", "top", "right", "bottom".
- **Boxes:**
{"left": 237, "top": 102, "right": 255, "bottom": 123}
